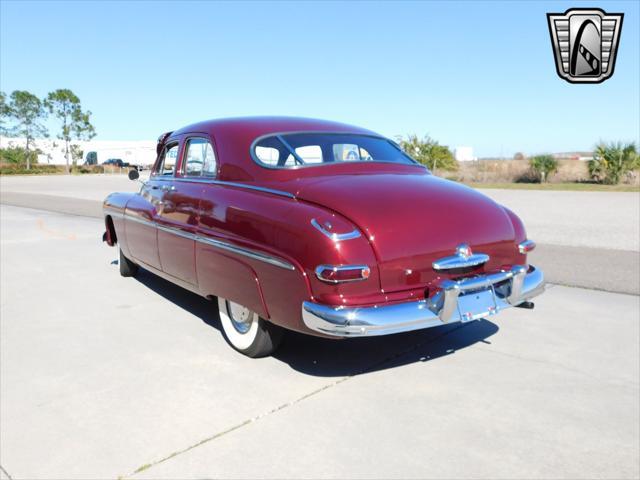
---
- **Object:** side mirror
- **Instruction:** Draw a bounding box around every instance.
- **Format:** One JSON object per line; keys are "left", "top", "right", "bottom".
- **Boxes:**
{"left": 128, "top": 169, "right": 140, "bottom": 181}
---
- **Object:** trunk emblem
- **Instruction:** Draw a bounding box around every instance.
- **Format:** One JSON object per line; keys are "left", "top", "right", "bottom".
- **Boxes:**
{"left": 456, "top": 244, "right": 473, "bottom": 259}
{"left": 432, "top": 244, "right": 490, "bottom": 271}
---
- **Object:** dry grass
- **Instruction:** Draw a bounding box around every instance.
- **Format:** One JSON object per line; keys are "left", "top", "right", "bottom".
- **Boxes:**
{"left": 464, "top": 182, "right": 640, "bottom": 192}
{"left": 437, "top": 158, "right": 640, "bottom": 187}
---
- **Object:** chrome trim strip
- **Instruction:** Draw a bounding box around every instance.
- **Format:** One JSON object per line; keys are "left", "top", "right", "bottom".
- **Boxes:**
{"left": 156, "top": 223, "right": 195, "bottom": 241}
{"left": 120, "top": 212, "right": 295, "bottom": 271}
{"left": 518, "top": 239, "right": 536, "bottom": 254}
{"left": 195, "top": 234, "right": 296, "bottom": 271}
{"left": 432, "top": 244, "right": 489, "bottom": 271}
{"left": 219, "top": 181, "right": 296, "bottom": 199}
{"left": 302, "top": 265, "right": 545, "bottom": 337}
{"left": 165, "top": 177, "right": 296, "bottom": 199}
{"left": 124, "top": 214, "right": 156, "bottom": 228}
{"left": 311, "top": 218, "right": 361, "bottom": 241}
{"left": 315, "top": 264, "right": 370, "bottom": 283}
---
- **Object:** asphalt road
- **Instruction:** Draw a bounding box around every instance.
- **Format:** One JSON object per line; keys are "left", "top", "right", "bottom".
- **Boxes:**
{"left": 0, "top": 175, "right": 639, "bottom": 479}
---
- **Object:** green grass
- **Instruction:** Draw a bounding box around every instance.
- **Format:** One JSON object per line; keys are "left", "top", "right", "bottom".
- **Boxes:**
{"left": 464, "top": 182, "right": 640, "bottom": 192}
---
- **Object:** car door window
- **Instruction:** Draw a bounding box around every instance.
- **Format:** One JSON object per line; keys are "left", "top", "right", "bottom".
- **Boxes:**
{"left": 157, "top": 143, "right": 180, "bottom": 176}
{"left": 184, "top": 138, "right": 217, "bottom": 177}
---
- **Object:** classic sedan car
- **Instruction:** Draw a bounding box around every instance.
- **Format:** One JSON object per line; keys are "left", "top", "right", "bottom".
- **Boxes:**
{"left": 103, "top": 117, "right": 544, "bottom": 357}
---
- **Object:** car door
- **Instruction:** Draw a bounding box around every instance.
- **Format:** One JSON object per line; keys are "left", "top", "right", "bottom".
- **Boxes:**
{"left": 155, "top": 135, "right": 216, "bottom": 285}
{"left": 125, "top": 142, "right": 180, "bottom": 269}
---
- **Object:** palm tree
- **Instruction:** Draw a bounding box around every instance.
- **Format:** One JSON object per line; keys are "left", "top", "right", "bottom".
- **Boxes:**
{"left": 589, "top": 142, "right": 638, "bottom": 184}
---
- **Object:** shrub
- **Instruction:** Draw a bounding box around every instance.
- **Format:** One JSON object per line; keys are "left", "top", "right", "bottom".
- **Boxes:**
{"left": 529, "top": 155, "right": 558, "bottom": 183}
{"left": 398, "top": 134, "right": 458, "bottom": 172}
{"left": 0, "top": 147, "right": 38, "bottom": 165}
{"left": 589, "top": 142, "right": 638, "bottom": 184}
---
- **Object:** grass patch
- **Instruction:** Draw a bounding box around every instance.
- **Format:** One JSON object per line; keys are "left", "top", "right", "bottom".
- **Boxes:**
{"left": 464, "top": 182, "right": 640, "bottom": 192}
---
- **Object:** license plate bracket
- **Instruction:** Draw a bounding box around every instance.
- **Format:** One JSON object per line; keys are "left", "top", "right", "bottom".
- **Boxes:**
{"left": 456, "top": 288, "right": 498, "bottom": 322}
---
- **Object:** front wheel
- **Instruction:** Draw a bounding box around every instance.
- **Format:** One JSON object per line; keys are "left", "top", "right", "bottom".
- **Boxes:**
{"left": 218, "top": 298, "right": 283, "bottom": 357}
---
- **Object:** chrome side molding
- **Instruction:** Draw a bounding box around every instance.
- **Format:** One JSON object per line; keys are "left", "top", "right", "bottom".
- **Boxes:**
{"left": 196, "top": 234, "right": 296, "bottom": 271}
{"left": 151, "top": 177, "right": 296, "bottom": 199}
{"left": 112, "top": 209, "right": 295, "bottom": 271}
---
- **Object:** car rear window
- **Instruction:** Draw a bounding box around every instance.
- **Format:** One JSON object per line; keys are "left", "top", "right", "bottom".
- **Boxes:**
{"left": 252, "top": 133, "right": 416, "bottom": 169}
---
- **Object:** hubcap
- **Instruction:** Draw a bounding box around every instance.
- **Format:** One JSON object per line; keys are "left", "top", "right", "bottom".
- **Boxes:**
{"left": 226, "top": 301, "right": 254, "bottom": 334}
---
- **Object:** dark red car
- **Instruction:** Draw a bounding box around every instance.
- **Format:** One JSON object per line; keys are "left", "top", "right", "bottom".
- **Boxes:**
{"left": 103, "top": 117, "right": 544, "bottom": 357}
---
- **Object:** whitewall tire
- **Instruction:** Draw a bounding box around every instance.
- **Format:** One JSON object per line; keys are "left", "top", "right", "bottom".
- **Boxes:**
{"left": 217, "top": 298, "right": 283, "bottom": 357}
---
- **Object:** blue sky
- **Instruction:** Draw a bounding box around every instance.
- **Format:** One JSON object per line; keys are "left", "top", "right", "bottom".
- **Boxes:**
{"left": 1, "top": 0, "right": 638, "bottom": 157}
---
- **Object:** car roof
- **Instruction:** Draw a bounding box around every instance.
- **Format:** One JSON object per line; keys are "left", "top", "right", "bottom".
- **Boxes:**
{"left": 165, "top": 116, "right": 396, "bottom": 182}
{"left": 171, "top": 116, "right": 379, "bottom": 138}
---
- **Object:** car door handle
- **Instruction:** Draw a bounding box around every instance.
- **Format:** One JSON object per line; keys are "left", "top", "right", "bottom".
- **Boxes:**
{"left": 161, "top": 185, "right": 176, "bottom": 192}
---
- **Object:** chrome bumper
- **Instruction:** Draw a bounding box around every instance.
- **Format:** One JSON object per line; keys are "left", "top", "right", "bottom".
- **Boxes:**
{"left": 302, "top": 265, "right": 545, "bottom": 337}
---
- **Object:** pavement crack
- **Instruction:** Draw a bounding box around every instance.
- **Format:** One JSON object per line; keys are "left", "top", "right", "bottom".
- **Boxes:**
{"left": 125, "top": 376, "right": 351, "bottom": 478}
{"left": 125, "top": 323, "right": 469, "bottom": 478}
{"left": 0, "top": 464, "right": 13, "bottom": 480}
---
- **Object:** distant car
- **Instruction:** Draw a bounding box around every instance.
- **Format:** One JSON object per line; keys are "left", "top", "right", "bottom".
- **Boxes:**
{"left": 103, "top": 117, "right": 545, "bottom": 357}
{"left": 103, "top": 158, "right": 129, "bottom": 168}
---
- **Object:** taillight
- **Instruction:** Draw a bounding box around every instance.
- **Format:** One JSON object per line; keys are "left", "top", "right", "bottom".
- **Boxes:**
{"left": 315, "top": 265, "right": 370, "bottom": 283}
{"left": 518, "top": 239, "right": 536, "bottom": 254}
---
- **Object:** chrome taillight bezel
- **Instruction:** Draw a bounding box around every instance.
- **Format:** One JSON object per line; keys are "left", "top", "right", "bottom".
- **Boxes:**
{"left": 518, "top": 239, "right": 536, "bottom": 254}
{"left": 315, "top": 264, "right": 371, "bottom": 283}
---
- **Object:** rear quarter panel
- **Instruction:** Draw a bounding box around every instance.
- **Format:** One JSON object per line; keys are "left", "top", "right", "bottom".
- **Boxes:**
{"left": 196, "top": 184, "right": 379, "bottom": 333}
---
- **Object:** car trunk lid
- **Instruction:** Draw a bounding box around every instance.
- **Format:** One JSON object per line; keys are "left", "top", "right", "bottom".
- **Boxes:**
{"left": 279, "top": 171, "right": 519, "bottom": 292}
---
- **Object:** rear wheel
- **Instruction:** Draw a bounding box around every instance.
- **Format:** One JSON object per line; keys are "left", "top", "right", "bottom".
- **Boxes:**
{"left": 119, "top": 248, "right": 139, "bottom": 277}
{"left": 217, "top": 298, "right": 283, "bottom": 357}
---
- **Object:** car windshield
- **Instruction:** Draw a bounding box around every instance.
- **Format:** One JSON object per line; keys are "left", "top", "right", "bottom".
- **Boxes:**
{"left": 253, "top": 133, "right": 417, "bottom": 168}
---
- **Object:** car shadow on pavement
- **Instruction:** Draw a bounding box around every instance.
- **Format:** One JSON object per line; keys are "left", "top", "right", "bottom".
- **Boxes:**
{"left": 134, "top": 268, "right": 499, "bottom": 377}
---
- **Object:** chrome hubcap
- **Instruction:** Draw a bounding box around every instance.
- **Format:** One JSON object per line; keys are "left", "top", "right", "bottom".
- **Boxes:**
{"left": 226, "top": 301, "right": 254, "bottom": 334}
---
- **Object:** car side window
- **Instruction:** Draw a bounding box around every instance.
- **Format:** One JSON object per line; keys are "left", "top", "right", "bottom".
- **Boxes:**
{"left": 184, "top": 138, "right": 217, "bottom": 177}
{"left": 157, "top": 143, "right": 180, "bottom": 176}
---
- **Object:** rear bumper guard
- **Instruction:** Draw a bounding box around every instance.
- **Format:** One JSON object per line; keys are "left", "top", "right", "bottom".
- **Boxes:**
{"left": 302, "top": 265, "right": 545, "bottom": 337}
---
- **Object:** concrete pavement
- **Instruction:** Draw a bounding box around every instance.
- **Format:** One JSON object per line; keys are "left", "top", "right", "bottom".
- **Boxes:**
{"left": 0, "top": 205, "right": 638, "bottom": 479}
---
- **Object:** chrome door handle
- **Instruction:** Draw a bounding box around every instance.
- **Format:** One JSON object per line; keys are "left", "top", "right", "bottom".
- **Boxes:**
{"left": 161, "top": 185, "right": 176, "bottom": 192}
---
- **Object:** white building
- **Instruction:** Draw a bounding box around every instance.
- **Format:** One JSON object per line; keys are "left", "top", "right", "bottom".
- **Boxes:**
{"left": 0, "top": 136, "right": 157, "bottom": 167}
{"left": 454, "top": 146, "right": 477, "bottom": 162}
